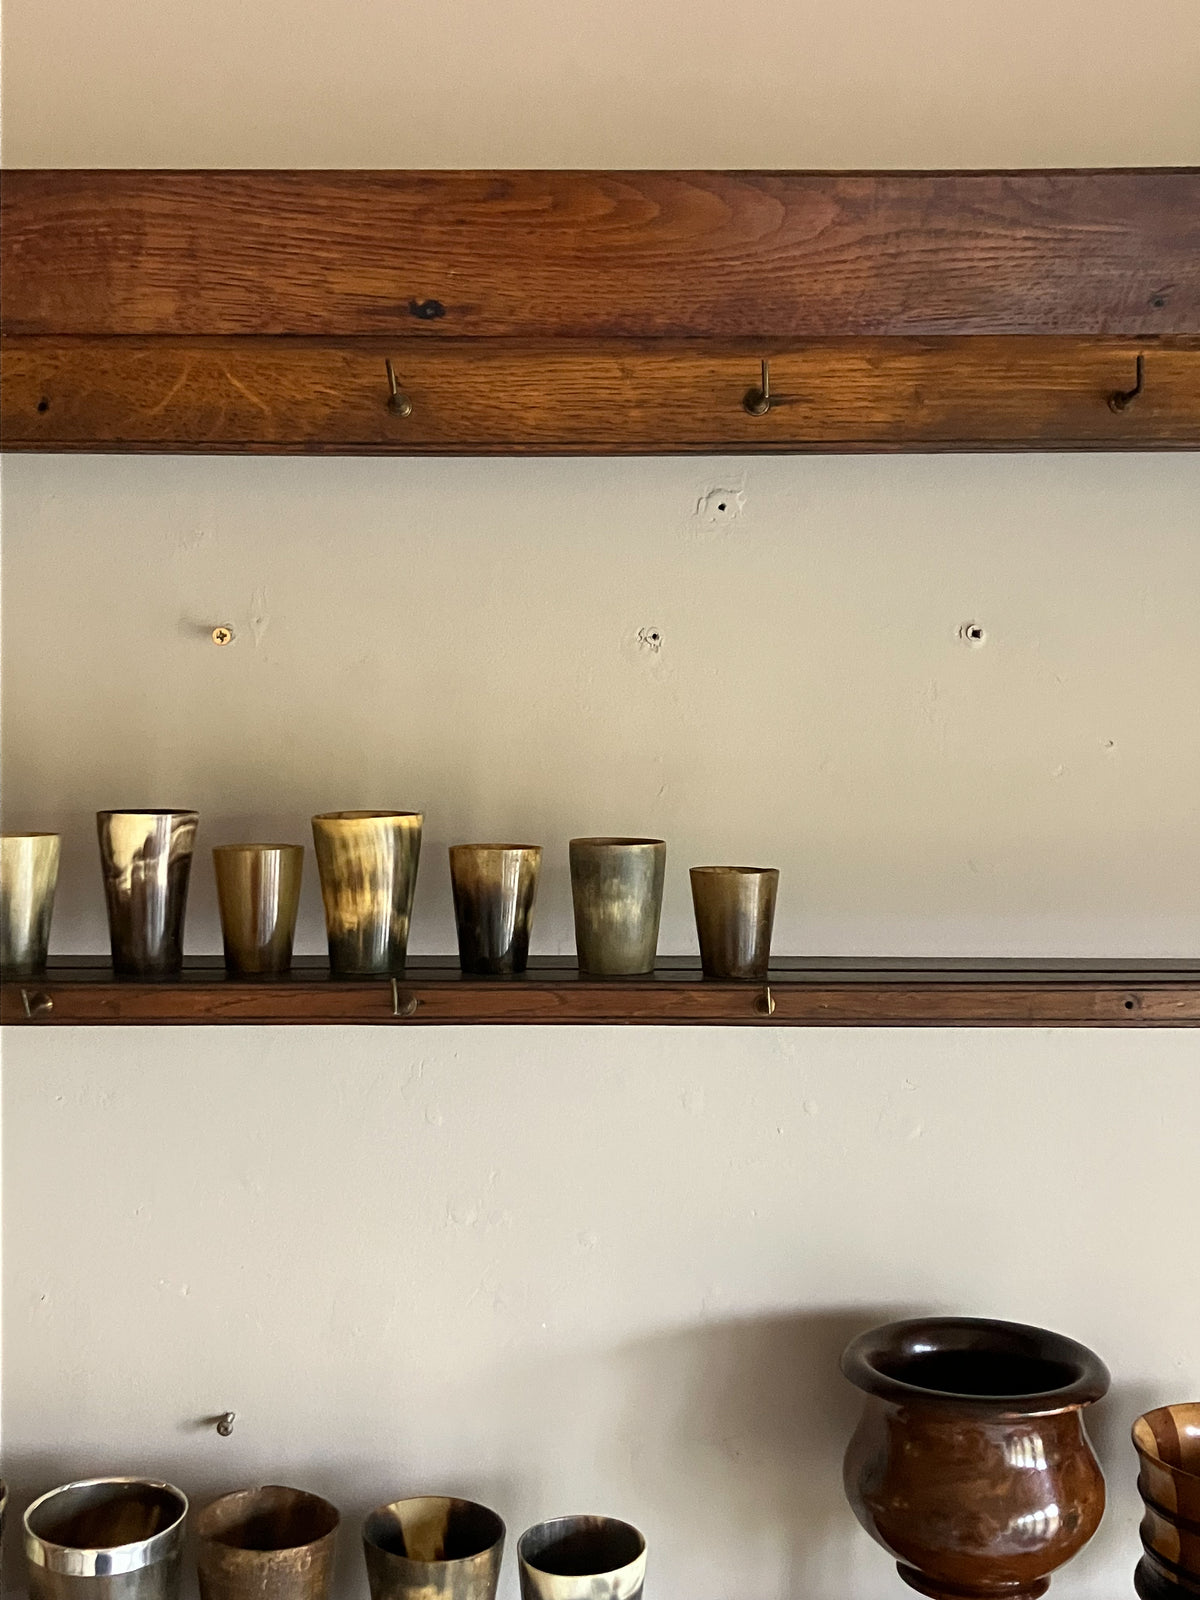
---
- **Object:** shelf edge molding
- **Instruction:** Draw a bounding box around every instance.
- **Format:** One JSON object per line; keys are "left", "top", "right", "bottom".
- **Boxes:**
{"left": 3, "top": 963, "right": 1198, "bottom": 1027}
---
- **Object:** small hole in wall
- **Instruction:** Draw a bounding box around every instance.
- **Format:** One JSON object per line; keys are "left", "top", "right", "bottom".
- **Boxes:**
{"left": 37, "top": 398, "right": 50, "bottom": 413}
{"left": 717, "top": 502, "right": 727, "bottom": 512}
{"left": 1124, "top": 998, "right": 1136, "bottom": 1010}
{"left": 958, "top": 621, "right": 987, "bottom": 646}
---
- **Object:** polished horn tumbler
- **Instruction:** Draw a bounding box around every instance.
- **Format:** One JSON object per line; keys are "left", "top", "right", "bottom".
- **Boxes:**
{"left": 0, "top": 832, "right": 61, "bottom": 976}
{"left": 518, "top": 1516, "right": 646, "bottom": 1600}
{"left": 213, "top": 845, "right": 304, "bottom": 976}
{"left": 842, "top": 1317, "right": 1109, "bottom": 1600}
{"left": 311, "top": 811, "right": 423, "bottom": 976}
{"left": 690, "top": 865, "right": 778, "bottom": 979}
{"left": 569, "top": 838, "right": 665, "bottom": 975}
{"left": 1133, "top": 1403, "right": 1200, "bottom": 1599}
{"left": 363, "top": 1495, "right": 505, "bottom": 1600}
{"left": 24, "top": 1477, "right": 188, "bottom": 1600}
{"left": 197, "top": 1485, "right": 339, "bottom": 1600}
{"left": 450, "top": 844, "right": 541, "bottom": 974}
{"left": 97, "top": 811, "right": 199, "bottom": 976}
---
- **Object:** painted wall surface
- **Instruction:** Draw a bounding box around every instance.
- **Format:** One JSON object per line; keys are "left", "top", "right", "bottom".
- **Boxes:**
{"left": 3, "top": 6, "right": 1200, "bottom": 1600}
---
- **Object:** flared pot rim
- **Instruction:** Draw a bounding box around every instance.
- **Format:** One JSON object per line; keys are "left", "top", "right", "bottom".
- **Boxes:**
{"left": 842, "top": 1316, "right": 1110, "bottom": 1412}
{"left": 1133, "top": 1403, "right": 1200, "bottom": 1483}
{"left": 24, "top": 1477, "right": 189, "bottom": 1575}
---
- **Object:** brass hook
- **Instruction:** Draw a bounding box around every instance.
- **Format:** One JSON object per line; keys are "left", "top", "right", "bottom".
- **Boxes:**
{"left": 391, "top": 977, "right": 419, "bottom": 1018}
{"left": 1108, "top": 352, "right": 1144, "bottom": 413}
{"left": 743, "top": 358, "right": 772, "bottom": 416}
{"left": 385, "top": 359, "right": 413, "bottom": 417}
{"left": 754, "top": 984, "right": 776, "bottom": 1017}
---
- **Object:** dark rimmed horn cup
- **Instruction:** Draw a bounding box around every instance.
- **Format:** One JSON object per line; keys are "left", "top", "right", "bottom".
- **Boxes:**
{"left": 449, "top": 844, "right": 541, "bottom": 975}
{"left": 24, "top": 1477, "right": 189, "bottom": 1600}
{"left": 569, "top": 838, "right": 665, "bottom": 976}
{"left": 690, "top": 865, "right": 778, "bottom": 980}
{"left": 197, "top": 1485, "right": 339, "bottom": 1600}
{"left": 518, "top": 1516, "right": 646, "bottom": 1600}
{"left": 363, "top": 1496, "right": 505, "bottom": 1600}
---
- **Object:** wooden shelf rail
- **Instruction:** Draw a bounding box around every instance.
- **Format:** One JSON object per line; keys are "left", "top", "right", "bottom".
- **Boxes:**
{"left": 3, "top": 169, "right": 1199, "bottom": 453}
{"left": 3, "top": 959, "right": 1198, "bottom": 1027}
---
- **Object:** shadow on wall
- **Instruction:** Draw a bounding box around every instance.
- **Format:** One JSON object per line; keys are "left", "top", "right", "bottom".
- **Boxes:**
{"left": 592, "top": 1306, "right": 918, "bottom": 1599}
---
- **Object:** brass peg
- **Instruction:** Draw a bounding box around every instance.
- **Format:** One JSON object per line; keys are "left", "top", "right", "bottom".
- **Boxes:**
{"left": 1108, "top": 352, "right": 1145, "bottom": 412}
{"left": 391, "top": 977, "right": 419, "bottom": 1018}
{"left": 754, "top": 984, "right": 776, "bottom": 1017}
{"left": 385, "top": 359, "right": 413, "bottom": 417}
{"left": 21, "top": 989, "right": 54, "bottom": 1018}
{"left": 743, "top": 358, "right": 772, "bottom": 416}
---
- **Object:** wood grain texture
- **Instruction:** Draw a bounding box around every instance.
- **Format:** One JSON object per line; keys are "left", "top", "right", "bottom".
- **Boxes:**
{"left": 3, "top": 960, "right": 1197, "bottom": 1026}
{"left": 5, "top": 337, "right": 1198, "bottom": 452}
{"left": 4, "top": 170, "right": 1198, "bottom": 339}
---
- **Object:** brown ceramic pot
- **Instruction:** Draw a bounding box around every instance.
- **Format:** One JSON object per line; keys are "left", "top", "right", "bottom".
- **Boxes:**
{"left": 842, "top": 1317, "right": 1109, "bottom": 1600}
{"left": 1133, "top": 1403, "right": 1200, "bottom": 1599}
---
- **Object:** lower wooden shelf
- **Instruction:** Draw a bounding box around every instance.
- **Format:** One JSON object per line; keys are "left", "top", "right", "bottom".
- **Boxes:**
{"left": 2, "top": 958, "right": 1198, "bottom": 1027}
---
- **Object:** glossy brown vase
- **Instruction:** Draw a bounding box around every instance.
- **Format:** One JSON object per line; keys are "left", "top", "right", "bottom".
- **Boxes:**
{"left": 842, "top": 1317, "right": 1109, "bottom": 1600}
{"left": 197, "top": 1485, "right": 339, "bottom": 1600}
{"left": 1133, "top": 1403, "right": 1200, "bottom": 1599}
{"left": 97, "top": 811, "right": 199, "bottom": 976}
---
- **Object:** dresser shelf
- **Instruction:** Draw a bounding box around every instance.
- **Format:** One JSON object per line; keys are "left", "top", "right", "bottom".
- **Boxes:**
{"left": 3, "top": 958, "right": 1197, "bottom": 1027}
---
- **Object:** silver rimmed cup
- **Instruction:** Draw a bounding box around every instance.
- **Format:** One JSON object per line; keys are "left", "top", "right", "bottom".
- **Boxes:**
{"left": 24, "top": 1477, "right": 188, "bottom": 1600}
{"left": 363, "top": 1496, "right": 505, "bottom": 1600}
{"left": 518, "top": 1516, "right": 646, "bottom": 1600}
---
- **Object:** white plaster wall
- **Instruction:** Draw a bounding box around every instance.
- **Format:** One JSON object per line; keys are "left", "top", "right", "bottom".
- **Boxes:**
{"left": 3, "top": 4, "right": 1200, "bottom": 1600}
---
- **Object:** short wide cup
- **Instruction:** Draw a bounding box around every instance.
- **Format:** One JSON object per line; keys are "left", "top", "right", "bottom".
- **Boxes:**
{"left": 214, "top": 845, "right": 304, "bottom": 976}
{"left": 1, "top": 833, "right": 61, "bottom": 976}
{"left": 197, "top": 1485, "right": 339, "bottom": 1600}
{"left": 569, "top": 838, "right": 665, "bottom": 976}
{"left": 1133, "top": 1403, "right": 1200, "bottom": 1599}
{"left": 363, "top": 1495, "right": 505, "bottom": 1600}
{"left": 518, "top": 1516, "right": 646, "bottom": 1600}
{"left": 450, "top": 844, "right": 541, "bottom": 975}
{"left": 311, "top": 811, "right": 423, "bottom": 976}
{"left": 690, "top": 865, "right": 779, "bottom": 980}
{"left": 24, "top": 1476, "right": 189, "bottom": 1600}
{"left": 97, "top": 811, "right": 199, "bottom": 977}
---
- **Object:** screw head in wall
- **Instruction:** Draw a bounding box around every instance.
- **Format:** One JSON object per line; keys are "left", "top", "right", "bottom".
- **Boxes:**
{"left": 211, "top": 626, "right": 234, "bottom": 646}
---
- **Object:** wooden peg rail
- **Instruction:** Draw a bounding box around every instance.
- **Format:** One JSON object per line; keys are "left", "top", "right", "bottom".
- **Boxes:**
{"left": 3, "top": 959, "right": 1198, "bottom": 1027}
{"left": 2, "top": 168, "right": 1199, "bottom": 454}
